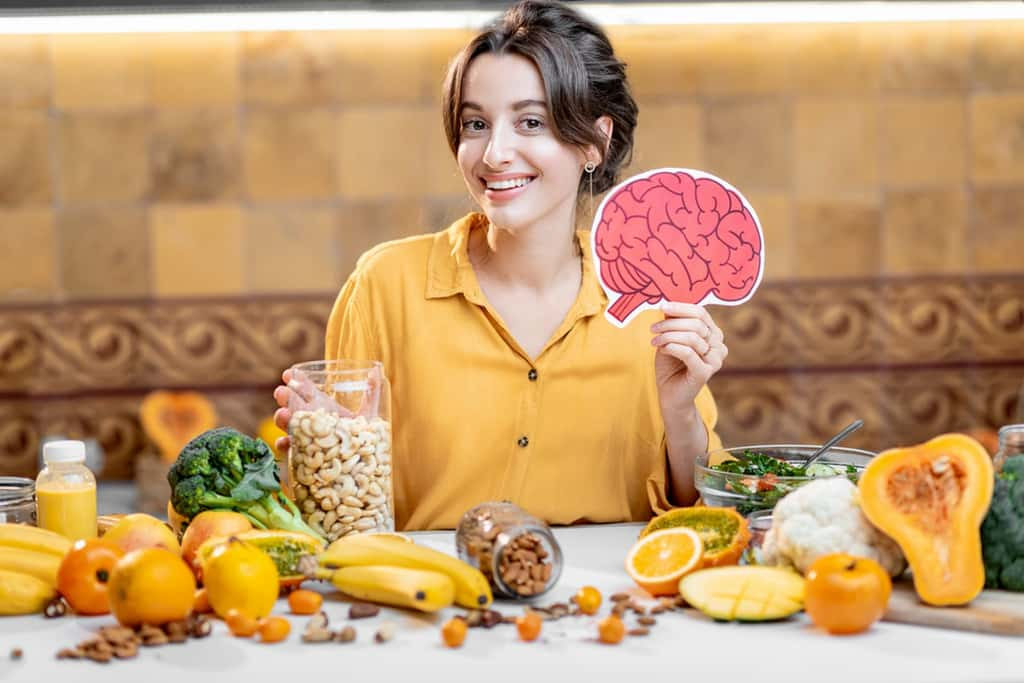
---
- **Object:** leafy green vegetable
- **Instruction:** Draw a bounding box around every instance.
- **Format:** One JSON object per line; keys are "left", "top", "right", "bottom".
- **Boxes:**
{"left": 981, "top": 455, "right": 1024, "bottom": 591}
{"left": 167, "top": 426, "right": 325, "bottom": 541}
{"left": 709, "top": 451, "right": 859, "bottom": 515}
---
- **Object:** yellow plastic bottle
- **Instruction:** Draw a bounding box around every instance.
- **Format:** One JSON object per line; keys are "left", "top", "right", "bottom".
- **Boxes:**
{"left": 35, "top": 440, "right": 97, "bottom": 541}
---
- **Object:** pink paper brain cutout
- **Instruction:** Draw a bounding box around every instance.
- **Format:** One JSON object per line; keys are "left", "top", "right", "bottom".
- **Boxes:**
{"left": 592, "top": 169, "right": 763, "bottom": 324}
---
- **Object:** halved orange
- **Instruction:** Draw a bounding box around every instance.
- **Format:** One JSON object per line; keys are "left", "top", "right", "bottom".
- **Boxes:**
{"left": 640, "top": 507, "right": 751, "bottom": 568}
{"left": 625, "top": 528, "right": 704, "bottom": 596}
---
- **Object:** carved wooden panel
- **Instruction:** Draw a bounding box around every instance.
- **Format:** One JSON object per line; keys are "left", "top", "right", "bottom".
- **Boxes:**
{"left": 0, "top": 276, "right": 1021, "bottom": 479}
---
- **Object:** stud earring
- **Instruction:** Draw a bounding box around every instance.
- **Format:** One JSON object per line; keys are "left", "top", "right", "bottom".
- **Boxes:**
{"left": 584, "top": 160, "right": 597, "bottom": 173}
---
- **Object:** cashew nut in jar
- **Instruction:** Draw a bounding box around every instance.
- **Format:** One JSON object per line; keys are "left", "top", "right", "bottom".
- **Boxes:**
{"left": 303, "top": 450, "right": 325, "bottom": 470}
{"left": 289, "top": 407, "right": 395, "bottom": 541}
{"left": 315, "top": 458, "right": 343, "bottom": 484}
{"left": 314, "top": 487, "right": 340, "bottom": 511}
{"left": 294, "top": 465, "right": 315, "bottom": 487}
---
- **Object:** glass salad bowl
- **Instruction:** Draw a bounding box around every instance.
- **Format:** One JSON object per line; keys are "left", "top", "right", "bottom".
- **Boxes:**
{"left": 694, "top": 444, "right": 876, "bottom": 517}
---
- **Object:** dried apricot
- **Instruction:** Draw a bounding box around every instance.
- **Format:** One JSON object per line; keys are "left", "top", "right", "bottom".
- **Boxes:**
{"left": 257, "top": 616, "right": 291, "bottom": 643}
{"left": 441, "top": 617, "right": 468, "bottom": 648}
{"left": 598, "top": 615, "right": 625, "bottom": 644}
{"left": 575, "top": 586, "right": 602, "bottom": 615}
{"left": 515, "top": 611, "right": 542, "bottom": 642}
{"left": 287, "top": 589, "right": 323, "bottom": 615}
{"left": 225, "top": 609, "right": 259, "bottom": 637}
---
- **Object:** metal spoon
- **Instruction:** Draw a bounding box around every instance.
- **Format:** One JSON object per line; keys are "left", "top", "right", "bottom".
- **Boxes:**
{"left": 802, "top": 419, "right": 865, "bottom": 470}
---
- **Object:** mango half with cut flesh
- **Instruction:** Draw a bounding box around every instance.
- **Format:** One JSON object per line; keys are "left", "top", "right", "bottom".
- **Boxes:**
{"left": 679, "top": 566, "right": 805, "bottom": 621}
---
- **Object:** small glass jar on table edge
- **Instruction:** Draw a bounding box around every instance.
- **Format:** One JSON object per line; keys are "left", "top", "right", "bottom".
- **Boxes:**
{"left": 456, "top": 502, "right": 563, "bottom": 600}
{"left": 286, "top": 359, "right": 394, "bottom": 543}
{"left": 0, "top": 477, "right": 37, "bottom": 525}
{"left": 993, "top": 424, "right": 1024, "bottom": 472}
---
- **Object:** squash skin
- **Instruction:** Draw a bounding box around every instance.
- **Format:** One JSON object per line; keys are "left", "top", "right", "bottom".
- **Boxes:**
{"left": 858, "top": 433, "right": 993, "bottom": 606}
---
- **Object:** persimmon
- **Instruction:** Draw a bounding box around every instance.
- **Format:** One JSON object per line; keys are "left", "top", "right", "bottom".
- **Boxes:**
{"left": 805, "top": 553, "right": 891, "bottom": 635}
{"left": 57, "top": 538, "right": 124, "bottom": 615}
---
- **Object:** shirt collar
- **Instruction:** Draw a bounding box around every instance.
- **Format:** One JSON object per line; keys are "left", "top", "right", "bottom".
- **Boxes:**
{"left": 425, "top": 212, "right": 607, "bottom": 316}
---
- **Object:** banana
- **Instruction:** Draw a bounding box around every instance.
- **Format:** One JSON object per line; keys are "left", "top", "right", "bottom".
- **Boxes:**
{"left": 0, "top": 523, "right": 72, "bottom": 557}
{"left": 0, "top": 547, "right": 61, "bottom": 587}
{"left": 0, "top": 569, "right": 57, "bottom": 615}
{"left": 321, "top": 534, "right": 492, "bottom": 609}
{"left": 314, "top": 565, "right": 454, "bottom": 613}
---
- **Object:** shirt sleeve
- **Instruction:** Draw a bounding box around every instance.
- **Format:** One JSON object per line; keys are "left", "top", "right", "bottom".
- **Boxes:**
{"left": 324, "top": 266, "right": 380, "bottom": 363}
{"left": 646, "top": 384, "right": 723, "bottom": 515}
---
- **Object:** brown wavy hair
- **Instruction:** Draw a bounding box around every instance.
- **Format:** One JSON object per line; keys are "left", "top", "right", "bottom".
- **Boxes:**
{"left": 441, "top": 0, "right": 638, "bottom": 196}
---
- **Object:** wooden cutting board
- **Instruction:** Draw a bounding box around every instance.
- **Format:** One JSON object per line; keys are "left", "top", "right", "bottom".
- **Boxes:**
{"left": 884, "top": 580, "right": 1024, "bottom": 635}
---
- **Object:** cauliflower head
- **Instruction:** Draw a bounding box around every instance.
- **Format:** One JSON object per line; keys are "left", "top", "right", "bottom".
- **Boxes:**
{"left": 761, "top": 477, "right": 906, "bottom": 577}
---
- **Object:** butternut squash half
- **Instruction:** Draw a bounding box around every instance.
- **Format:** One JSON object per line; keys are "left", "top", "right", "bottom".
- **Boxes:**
{"left": 858, "top": 434, "right": 993, "bottom": 606}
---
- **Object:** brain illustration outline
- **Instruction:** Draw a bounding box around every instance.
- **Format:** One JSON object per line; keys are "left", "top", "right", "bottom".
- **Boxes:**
{"left": 590, "top": 168, "right": 764, "bottom": 327}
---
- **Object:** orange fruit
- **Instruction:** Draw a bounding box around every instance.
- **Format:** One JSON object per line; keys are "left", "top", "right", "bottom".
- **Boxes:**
{"left": 625, "top": 527, "right": 704, "bottom": 596}
{"left": 107, "top": 548, "right": 196, "bottom": 627}
{"left": 57, "top": 538, "right": 125, "bottom": 616}
{"left": 805, "top": 553, "right": 891, "bottom": 635}
{"left": 202, "top": 538, "right": 279, "bottom": 619}
{"left": 640, "top": 507, "right": 750, "bottom": 568}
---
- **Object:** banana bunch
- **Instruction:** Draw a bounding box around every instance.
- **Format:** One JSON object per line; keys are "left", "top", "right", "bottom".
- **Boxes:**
{"left": 0, "top": 524, "right": 69, "bottom": 615}
{"left": 314, "top": 533, "right": 493, "bottom": 611}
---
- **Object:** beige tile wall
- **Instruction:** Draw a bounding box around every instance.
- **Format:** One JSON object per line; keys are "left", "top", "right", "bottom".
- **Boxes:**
{"left": 1, "top": 21, "right": 1022, "bottom": 301}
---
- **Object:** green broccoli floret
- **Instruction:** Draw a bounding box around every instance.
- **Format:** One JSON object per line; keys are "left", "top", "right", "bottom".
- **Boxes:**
{"left": 167, "top": 427, "right": 324, "bottom": 541}
{"left": 981, "top": 455, "right": 1024, "bottom": 590}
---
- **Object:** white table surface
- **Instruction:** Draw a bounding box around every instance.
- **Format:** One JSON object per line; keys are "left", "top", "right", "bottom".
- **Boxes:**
{"left": 1, "top": 523, "right": 1021, "bottom": 683}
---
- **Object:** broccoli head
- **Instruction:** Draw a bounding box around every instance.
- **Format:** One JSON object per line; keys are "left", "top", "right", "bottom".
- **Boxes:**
{"left": 981, "top": 455, "right": 1024, "bottom": 591}
{"left": 167, "top": 427, "right": 324, "bottom": 541}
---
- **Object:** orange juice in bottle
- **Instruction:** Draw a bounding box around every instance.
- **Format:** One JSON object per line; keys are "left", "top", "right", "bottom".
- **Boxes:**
{"left": 35, "top": 440, "right": 97, "bottom": 541}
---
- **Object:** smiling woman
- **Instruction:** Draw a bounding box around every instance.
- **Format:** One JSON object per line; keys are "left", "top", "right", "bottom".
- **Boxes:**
{"left": 272, "top": 0, "right": 729, "bottom": 531}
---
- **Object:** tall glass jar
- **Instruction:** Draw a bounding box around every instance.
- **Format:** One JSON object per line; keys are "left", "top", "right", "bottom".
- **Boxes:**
{"left": 993, "top": 424, "right": 1024, "bottom": 472}
{"left": 455, "top": 502, "right": 563, "bottom": 600}
{"left": 0, "top": 477, "right": 36, "bottom": 525}
{"left": 287, "top": 360, "right": 393, "bottom": 542}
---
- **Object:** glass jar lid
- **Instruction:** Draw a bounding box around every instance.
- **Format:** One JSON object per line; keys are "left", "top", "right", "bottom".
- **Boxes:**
{"left": 0, "top": 477, "right": 35, "bottom": 505}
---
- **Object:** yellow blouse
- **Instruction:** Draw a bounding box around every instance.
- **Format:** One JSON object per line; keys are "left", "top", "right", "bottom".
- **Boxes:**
{"left": 325, "top": 213, "right": 722, "bottom": 531}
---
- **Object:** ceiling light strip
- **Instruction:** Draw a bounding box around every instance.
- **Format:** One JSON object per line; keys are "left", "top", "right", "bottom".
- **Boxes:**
{"left": 0, "top": 2, "right": 1022, "bottom": 34}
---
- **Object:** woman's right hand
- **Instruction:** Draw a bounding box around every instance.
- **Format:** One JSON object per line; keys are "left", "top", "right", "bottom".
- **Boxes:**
{"left": 272, "top": 369, "right": 295, "bottom": 454}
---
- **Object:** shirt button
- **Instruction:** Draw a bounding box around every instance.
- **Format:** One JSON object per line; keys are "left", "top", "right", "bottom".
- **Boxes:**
{"left": 517, "top": 436, "right": 529, "bottom": 448}
{"left": 527, "top": 368, "right": 538, "bottom": 381}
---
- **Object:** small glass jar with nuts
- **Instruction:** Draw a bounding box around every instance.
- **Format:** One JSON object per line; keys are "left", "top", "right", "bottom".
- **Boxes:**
{"left": 455, "top": 502, "right": 563, "bottom": 600}
{"left": 287, "top": 360, "right": 394, "bottom": 542}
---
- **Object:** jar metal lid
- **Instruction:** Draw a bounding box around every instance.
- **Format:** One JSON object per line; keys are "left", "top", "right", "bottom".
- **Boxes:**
{"left": 0, "top": 477, "right": 35, "bottom": 504}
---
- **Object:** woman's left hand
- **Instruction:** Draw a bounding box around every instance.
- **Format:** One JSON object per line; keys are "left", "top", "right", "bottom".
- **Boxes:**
{"left": 650, "top": 302, "right": 728, "bottom": 411}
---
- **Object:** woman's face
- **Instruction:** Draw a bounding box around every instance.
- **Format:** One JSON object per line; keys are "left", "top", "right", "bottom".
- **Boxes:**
{"left": 456, "top": 52, "right": 586, "bottom": 235}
